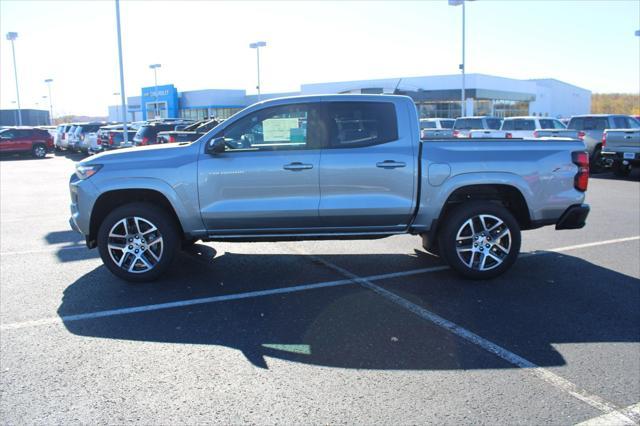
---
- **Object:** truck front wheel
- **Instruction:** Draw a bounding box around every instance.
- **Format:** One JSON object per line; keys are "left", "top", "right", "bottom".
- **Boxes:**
{"left": 438, "top": 201, "right": 521, "bottom": 280}
{"left": 97, "top": 202, "right": 180, "bottom": 282}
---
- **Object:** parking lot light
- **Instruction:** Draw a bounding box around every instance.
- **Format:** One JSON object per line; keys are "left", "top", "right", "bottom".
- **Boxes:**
{"left": 6, "top": 32, "right": 22, "bottom": 126}
{"left": 249, "top": 41, "right": 267, "bottom": 101}
{"left": 44, "top": 79, "right": 54, "bottom": 125}
{"left": 448, "top": 0, "right": 475, "bottom": 117}
{"left": 115, "top": 0, "right": 128, "bottom": 143}
{"left": 149, "top": 64, "right": 161, "bottom": 119}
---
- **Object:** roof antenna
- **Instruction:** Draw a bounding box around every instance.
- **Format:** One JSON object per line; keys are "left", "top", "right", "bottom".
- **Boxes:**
{"left": 393, "top": 78, "right": 403, "bottom": 94}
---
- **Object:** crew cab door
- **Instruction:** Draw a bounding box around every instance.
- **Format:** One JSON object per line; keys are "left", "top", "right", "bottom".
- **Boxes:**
{"left": 318, "top": 101, "right": 416, "bottom": 231}
{"left": 198, "top": 103, "right": 322, "bottom": 233}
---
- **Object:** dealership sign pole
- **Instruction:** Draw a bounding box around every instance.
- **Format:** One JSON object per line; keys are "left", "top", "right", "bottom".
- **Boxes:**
{"left": 115, "top": 0, "right": 128, "bottom": 144}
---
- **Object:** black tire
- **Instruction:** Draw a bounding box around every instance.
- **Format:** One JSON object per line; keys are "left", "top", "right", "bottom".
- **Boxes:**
{"left": 32, "top": 144, "right": 47, "bottom": 159}
{"left": 97, "top": 202, "right": 180, "bottom": 282}
{"left": 438, "top": 201, "right": 521, "bottom": 280}
{"left": 614, "top": 163, "right": 631, "bottom": 177}
{"left": 590, "top": 146, "right": 604, "bottom": 174}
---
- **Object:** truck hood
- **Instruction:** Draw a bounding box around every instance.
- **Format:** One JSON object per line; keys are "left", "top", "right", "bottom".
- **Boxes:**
{"left": 80, "top": 142, "right": 194, "bottom": 166}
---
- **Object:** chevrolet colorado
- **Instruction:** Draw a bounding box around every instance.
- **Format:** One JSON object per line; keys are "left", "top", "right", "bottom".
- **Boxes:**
{"left": 69, "top": 95, "right": 590, "bottom": 282}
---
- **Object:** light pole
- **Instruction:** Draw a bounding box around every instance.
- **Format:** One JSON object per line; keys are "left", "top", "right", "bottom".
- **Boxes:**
{"left": 149, "top": 64, "right": 161, "bottom": 118}
{"left": 448, "top": 0, "right": 474, "bottom": 117}
{"left": 44, "top": 79, "right": 54, "bottom": 124}
{"left": 115, "top": 0, "right": 129, "bottom": 143}
{"left": 249, "top": 41, "right": 267, "bottom": 100}
{"left": 6, "top": 32, "right": 22, "bottom": 126}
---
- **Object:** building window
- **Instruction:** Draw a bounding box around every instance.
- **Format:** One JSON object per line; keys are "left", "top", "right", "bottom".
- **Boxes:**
{"left": 416, "top": 101, "right": 462, "bottom": 119}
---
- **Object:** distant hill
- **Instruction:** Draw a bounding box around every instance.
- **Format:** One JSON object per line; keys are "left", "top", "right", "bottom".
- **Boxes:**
{"left": 54, "top": 115, "right": 109, "bottom": 124}
{"left": 591, "top": 93, "right": 640, "bottom": 115}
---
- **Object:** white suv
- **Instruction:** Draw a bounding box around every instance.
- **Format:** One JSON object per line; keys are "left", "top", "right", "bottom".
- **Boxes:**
{"left": 501, "top": 116, "right": 566, "bottom": 139}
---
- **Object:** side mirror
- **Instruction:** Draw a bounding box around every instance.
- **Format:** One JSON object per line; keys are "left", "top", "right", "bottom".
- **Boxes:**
{"left": 206, "top": 137, "right": 226, "bottom": 155}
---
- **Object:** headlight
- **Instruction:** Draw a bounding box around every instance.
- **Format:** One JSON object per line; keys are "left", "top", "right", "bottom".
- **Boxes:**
{"left": 75, "top": 164, "right": 102, "bottom": 180}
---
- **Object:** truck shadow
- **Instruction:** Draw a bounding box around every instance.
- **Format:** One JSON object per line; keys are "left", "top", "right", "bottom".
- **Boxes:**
{"left": 57, "top": 246, "right": 639, "bottom": 371}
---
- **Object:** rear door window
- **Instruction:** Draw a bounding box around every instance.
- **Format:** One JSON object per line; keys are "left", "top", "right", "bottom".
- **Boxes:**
{"left": 326, "top": 102, "right": 398, "bottom": 148}
{"left": 613, "top": 117, "right": 627, "bottom": 128}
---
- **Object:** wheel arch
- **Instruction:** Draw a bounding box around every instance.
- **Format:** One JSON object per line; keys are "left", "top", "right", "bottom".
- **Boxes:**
{"left": 88, "top": 188, "right": 186, "bottom": 248}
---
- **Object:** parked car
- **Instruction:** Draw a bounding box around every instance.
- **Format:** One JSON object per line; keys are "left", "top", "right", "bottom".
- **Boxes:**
{"left": 0, "top": 127, "right": 54, "bottom": 158}
{"left": 453, "top": 116, "right": 502, "bottom": 138}
{"left": 601, "top": 129, "right": 640, "bottom": 177}
{"left": 133, "top": 120, "right": 193, "bottom": 146}
{"left": 69, "top": 95, "right": 590, "bottom": 283}
{"left": 500, "top": 116, "right": 567, "bottom": 139}
{"left": 73, "top": 123, "right": 109, "bottom": 153}
{"left": 59, "top": 124, "right": 78, "bottom": 150}
{"left": 566, "top": 114, "right": 640, "bottom": 172}
{"left": 92, "top": 123, "right": 140, "bottom": 154}
{"left": 54, "top": 124, "right": 73, "bottom": 150}
{"left": 532, "top": 129, "right": 581, "bottom": 139}
{"left": 156, "top": 118, "right": 223, "bottom": 144}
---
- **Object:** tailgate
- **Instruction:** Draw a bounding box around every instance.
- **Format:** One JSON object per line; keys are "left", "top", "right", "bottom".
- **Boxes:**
{"left": 603, "top": 129, "right": 640, "bottom": 153}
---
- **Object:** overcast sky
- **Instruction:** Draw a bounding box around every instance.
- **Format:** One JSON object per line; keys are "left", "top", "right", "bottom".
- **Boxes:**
{"left": 1, "top": 0, "right": 639, "bottom": 116}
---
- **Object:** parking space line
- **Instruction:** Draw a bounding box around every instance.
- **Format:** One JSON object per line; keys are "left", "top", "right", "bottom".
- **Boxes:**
{"left": 287, "top": 246, "right": 637, "bottom": 421}
{"left": 575, "top": 402, "right": 640, "bottom": 425}
{"left": 0, "top": 265, "right": 450, "bottom": 331}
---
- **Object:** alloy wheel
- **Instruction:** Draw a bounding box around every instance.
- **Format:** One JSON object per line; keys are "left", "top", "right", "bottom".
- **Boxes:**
{"left": 107, "top": 216, "right": 164, "bottom": 273}
{"left": 455, "top": 214, "right": 511, "bottom": 271}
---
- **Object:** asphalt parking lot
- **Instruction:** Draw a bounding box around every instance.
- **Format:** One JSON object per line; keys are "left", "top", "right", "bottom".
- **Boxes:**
{"left": 1, "top": 152, "right": 639, "bottom": 425}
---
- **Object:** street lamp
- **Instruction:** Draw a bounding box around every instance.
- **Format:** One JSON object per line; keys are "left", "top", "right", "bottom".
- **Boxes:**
{"left": 44, "top": 79, "right": 54, "bottom": 124}
{"left": 249, "top": 41, "right": 267, "bottom": 100}
{"left": 149, "top": 63, "right": 161, "bottom": 118}
{"left": 115, "top": 0, "right": 129, "bottom": 143}
{"left": 448, "top": 0, "right": 474, "bottom": 117}
{"left": 6, "top": 32, "right": 22, "bottom": 126}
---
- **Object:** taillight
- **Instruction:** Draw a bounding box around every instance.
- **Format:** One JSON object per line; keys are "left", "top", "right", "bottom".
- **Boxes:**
{"left": 601, "top": 132, "right": 607, "bottom": 147}
{"left": 578, "top": 131, "right": 585, "bottom": 140}
{"left": 533, "top": 130, "right": 539, "bottom": 138}
{"left": 572, "top": 151, "right": 589, "bottom": 192}
{"left": 109, "top": 133, "right": 114, "bottom": 145}
{"left": 62, "top": 133, "right": 66, "bottom": 140}
{"left": 453, "top": 130, "right": 460, "bottom": 137}
{"left": 142, "top": 136, "right": 149, "bottom": 145}
{"left": 506, "top": 132, "right": 513, "bottom": 139}
{"left": 169, "top": 135, "right": 176, "bottom": 143}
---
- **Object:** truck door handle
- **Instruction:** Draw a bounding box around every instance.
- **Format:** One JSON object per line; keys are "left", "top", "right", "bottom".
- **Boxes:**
{"left": 283, "top": 162, "right": 313, "bottom": 171}
{"left": 625, "top": 135, "right": 632, "bottom": 139}
{"left": 376, "top": 160, "right": 406, "bottom": 169}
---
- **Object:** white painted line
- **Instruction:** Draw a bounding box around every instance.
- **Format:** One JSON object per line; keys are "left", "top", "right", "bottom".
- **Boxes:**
{"left": 575, "top": 402, "right": 640, "bottom": 425}
{"left": 545, "top": 236, "right": 640, "bottom": 254}
{"left": 288, "top": 246, "right": 637, "bottom": 421}
{"left": 0, "top": 264, "right": 449, "bottom": 331}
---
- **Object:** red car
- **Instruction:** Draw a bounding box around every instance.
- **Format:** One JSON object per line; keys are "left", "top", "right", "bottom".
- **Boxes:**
{"left": 0, "top": 127, "right": 54, "bottom": 158}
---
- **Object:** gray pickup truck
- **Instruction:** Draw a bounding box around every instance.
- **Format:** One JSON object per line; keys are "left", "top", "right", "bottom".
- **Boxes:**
{"left": 69, "top": 95, "right": 590, "bottom": 282}
{"left": 601, "top": 129, "right": 640, "bottom": 177}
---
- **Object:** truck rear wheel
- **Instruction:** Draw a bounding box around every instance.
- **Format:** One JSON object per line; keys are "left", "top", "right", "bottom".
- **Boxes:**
{"left": 438, "top": 201, "right": 521, "bottom": 280}
{"left": 97, "top": 202, "right": 180, "bottom": 282}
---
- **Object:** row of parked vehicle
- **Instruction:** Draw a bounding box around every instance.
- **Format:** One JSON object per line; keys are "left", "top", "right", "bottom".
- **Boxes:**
{"left": 419, "top": 113, "right": 640, "bottom": 175}
{"left": 54, "top": 117, "right": 224, "bottom": 155}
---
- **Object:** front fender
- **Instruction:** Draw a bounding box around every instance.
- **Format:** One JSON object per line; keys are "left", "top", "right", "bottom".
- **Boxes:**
{"left": 93, "top": 177, "right": 206, "bottom": 236}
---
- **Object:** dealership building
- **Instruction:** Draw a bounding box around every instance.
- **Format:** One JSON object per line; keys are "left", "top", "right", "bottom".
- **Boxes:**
{"left": 108, "top": 73, "right": 591, "bottom": 122}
